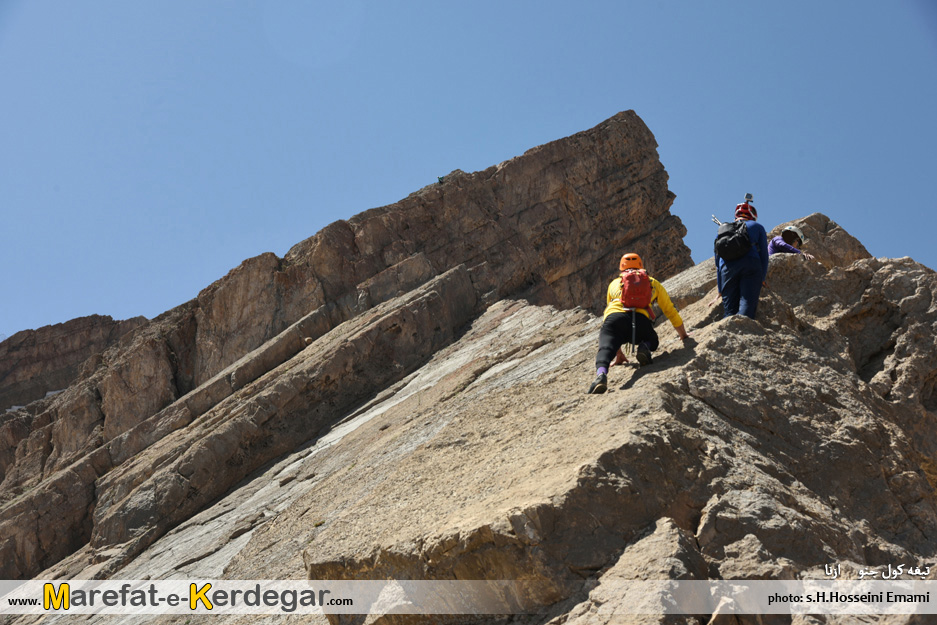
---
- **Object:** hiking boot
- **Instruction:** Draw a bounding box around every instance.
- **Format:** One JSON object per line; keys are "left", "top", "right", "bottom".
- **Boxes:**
{"left": 587, "top": 373, "right": 607, "bottom": 394}
{"left": 636, "top": 343, "right": 653, "bottom": 367}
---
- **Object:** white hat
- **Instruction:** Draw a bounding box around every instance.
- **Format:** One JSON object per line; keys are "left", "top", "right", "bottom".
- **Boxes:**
{"left": 783, "top": 225, "right": 807, "bottom": 244}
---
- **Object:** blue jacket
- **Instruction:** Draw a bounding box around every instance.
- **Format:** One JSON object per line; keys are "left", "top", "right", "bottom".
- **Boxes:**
{"left": 715, "top": 219, "right": 769, "bottom": 292}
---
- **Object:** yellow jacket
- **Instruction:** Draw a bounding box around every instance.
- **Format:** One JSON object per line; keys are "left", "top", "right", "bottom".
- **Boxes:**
{"left": 603, "top": 274, "right": 684, "bottom": 328}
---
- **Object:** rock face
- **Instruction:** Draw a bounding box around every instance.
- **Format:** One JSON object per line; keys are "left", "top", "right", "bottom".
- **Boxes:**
{"left": 3, "top": 112, "right": 937, "bottom": 625}
{"left": 0, "top": 315, "right": 146, "bottom": 413}
{"left": 0, "top": 110, "right": 690, "bottom": 581}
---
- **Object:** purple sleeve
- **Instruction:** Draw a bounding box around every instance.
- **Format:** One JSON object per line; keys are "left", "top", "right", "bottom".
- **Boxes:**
{"left": 768, "top": 236, "right": 801, "bottom": 256}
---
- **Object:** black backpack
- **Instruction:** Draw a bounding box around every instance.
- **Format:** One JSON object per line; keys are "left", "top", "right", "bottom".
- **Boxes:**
{"left": 714, "top": 221, "right": 752, "bottom": 261}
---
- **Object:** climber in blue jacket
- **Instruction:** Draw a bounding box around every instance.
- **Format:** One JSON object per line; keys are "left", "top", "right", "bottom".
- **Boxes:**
{"left": 715, "top": 195, "right": 769, "bottom": 320}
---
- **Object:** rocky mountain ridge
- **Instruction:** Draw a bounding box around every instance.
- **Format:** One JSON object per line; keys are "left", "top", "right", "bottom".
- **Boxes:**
{"left": 1, "top": 111, "right": 690, "bottom": 584}
{"left": 0, "top": 315, "right": 146, "bottom": 414}
{"left": 3, "top": 112, "right": 937, "bottom": 625}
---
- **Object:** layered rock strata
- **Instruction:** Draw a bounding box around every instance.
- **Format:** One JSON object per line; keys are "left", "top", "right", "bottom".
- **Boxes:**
{"left": 4, "top": 108, "right": 934, "bottom": 625}
{"left": 0, "top": 110, "right": 691, "bottom": 581}
{"left": 0, "top": 315, "right": 146, "bottom": 413}
{"left": 8, "top": 214, "right": 936, "bottom": 625}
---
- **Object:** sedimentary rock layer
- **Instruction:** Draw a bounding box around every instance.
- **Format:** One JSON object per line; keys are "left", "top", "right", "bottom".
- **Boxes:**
{"left": 5, "top": 213, "right": 937, "bottom": 625}
{"left": 0, "top": 110, "right": 690, "bottom": 581}
{"left": 0, "top": 315, "right": 146, "bottom": 413}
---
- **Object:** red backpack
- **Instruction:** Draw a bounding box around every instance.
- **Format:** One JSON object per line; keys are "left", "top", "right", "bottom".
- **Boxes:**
{"left": 618, "top": 270, "right": 654, "bottom": 317}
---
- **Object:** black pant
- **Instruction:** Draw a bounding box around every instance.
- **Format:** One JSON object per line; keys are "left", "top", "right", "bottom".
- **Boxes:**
{"left": 595, "top": 312, "right": 659, "bottom": 370}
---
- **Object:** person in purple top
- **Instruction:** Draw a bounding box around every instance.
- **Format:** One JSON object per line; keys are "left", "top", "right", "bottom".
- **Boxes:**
{"left": 715, "top": 194, "right": 769, "bottom": 320}
{"left": 768, "top": 225, "right": 816, "bottom": 260}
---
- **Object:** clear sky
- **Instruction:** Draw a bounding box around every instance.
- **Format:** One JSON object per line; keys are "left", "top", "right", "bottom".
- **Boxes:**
{"left": 2, "top": 1, "right": 936, "bottom": 338}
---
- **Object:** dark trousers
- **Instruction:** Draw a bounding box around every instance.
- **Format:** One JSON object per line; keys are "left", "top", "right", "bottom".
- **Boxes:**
{"left": 595, "top": 312, "right": 659, "bottom": 370}
{"left": 719, "top": 255, "right": 763, "bottom": 319}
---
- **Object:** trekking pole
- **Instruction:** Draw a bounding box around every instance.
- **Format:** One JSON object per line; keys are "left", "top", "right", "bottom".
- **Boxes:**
{"left": 711, "top": 215, "right": 723, "bottom": 226}
{"left": 631, "top": 309, "right": 637, "bottom": 355}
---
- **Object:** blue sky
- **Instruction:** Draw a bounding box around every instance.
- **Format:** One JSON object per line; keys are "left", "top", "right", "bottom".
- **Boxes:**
{"left": 2, "top": 1, "right": 936, "bottom": 337}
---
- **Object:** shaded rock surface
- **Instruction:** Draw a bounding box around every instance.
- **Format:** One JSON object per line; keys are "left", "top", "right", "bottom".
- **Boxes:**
{"left": 3, "top": 115, "right": 937, "bottom": 625}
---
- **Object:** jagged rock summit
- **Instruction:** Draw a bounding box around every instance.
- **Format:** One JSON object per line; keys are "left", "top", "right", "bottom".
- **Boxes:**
{"left": 3, "top": 111, "right": 937, "bottom": 625}
{"left": 0, "top": 110, "right": 689, "bottom": 583}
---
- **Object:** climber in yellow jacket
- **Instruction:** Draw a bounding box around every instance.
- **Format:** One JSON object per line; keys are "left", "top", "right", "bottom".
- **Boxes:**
{"left": 588, "top": 253, "right": 689, "bottom": 394}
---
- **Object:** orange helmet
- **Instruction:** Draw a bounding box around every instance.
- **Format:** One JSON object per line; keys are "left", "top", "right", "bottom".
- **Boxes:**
{"left": 619, "top": 253, "right": 643, "bottom": 271}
